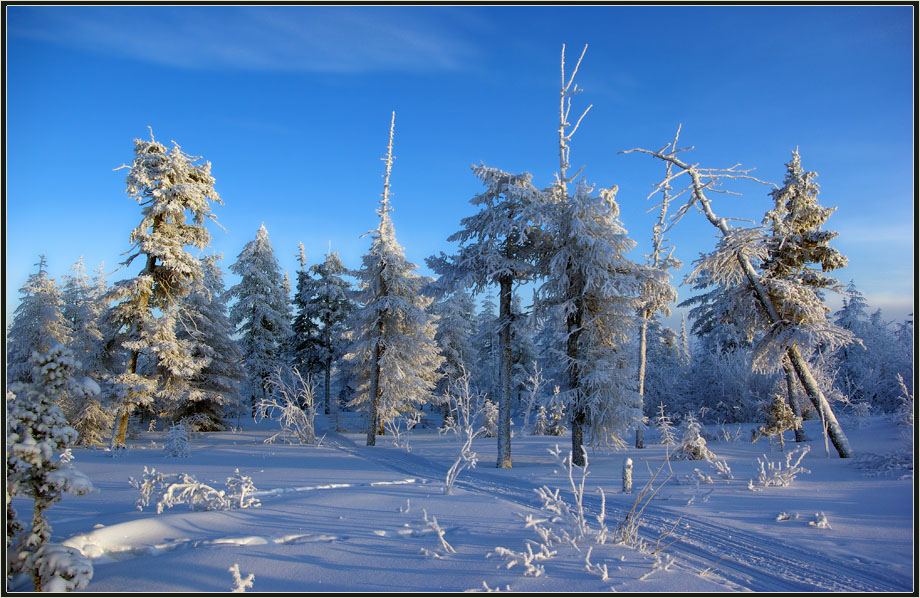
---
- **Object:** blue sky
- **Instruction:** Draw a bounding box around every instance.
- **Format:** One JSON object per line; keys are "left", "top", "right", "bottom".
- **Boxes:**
{"left": 5, "top": 5, "right": 915, "bottom": 328}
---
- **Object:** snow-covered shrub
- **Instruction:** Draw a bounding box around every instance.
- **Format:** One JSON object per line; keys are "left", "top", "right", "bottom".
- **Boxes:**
{"left": 488, "top": 543, "right": 557, "bottom": 577}
{"left": 749, "top": 445, "right": 811, "bottom": 490}
{"left": 654, "top": 403, "right": 677, "bottom": 446}
{"left": 6, "top": 346, "right": 96, "bottom": 591}
{"left": 256, "top": 367, "right": 316, "bottom": 444}
{"left": 718, "top": 423, "right": 743, "bottom": 444}
{"left": 612, "top": 451, "right": 675, "bottom": 551}
{"left": 131, "top": 467, "right": 261, "bottom": 513}
{"left": 228, "top": 563, "right": 255, "bottom": 593}
{"left": 442, "top": 371, "right": 488, "bottom": 495}
{"left": 385, "top": 410, "right": 422, "bottom": 452}
{"left": 752, "top": 394, "right": 802, "bottom": 451}
{"left": 675, "top": 413, "right": 715, "bottom": 461}
{"left": 164, "top": 424, "right": 190, "bottom": 458}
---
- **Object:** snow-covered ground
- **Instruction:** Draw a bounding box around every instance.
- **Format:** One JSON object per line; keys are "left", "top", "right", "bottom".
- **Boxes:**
{"left": 8, "top": 413, "right": 913, "bottom": 593}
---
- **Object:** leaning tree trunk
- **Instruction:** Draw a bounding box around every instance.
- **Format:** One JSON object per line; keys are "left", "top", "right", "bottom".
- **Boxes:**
{"left": 691, "top": 170, "right": 852, "bottom": 458}
{"left": 783, "top": 357, "right": 807, "bottom": 442}
{"left": 496, "top": 276, "right": 513, "bottom": 468}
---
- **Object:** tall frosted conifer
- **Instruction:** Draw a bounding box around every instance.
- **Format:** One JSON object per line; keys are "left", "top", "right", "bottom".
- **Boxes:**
{"left": 540, "top": 45, "right": 668, "bottom": 463}
{"left": 431, "top": 290, "right": 477, "bottom": 398}
{"left": 104, "top": 130, "right": 222, "bottom": 447}
{"left": 427, "top": 167, "right": 544, "bottom": 468}
{"left": 175, "top": 255, "right": 245, "bottom": 429}
{"left": 228, "top": 225, "right": 293, "bottom": 412}
{"left": 347, "top": 112, "right": 442, "bottom": 445}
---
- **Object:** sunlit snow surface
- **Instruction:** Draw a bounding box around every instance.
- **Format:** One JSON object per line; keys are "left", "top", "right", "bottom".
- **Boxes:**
{"left": 9, "top": 413, "right": 913, "bottom": 593}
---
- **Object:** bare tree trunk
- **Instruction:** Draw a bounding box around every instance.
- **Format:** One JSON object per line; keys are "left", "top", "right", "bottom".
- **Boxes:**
{"left": 567, "top": 292, "right": 586, "bottom": 466}
{"left": 324, "top": 357, "right": 332, "bottom": 415}
{"left": 497, "top": 276, "right": 513, "bottom": 468}
{"left": 783, "top": 358, "right": 807, "bottom": 442}
{"left": 367, "top": 341, "right": 380, "bottom": 447}
{"left": 635, "top": 310, "right": 651, "bottom": 448}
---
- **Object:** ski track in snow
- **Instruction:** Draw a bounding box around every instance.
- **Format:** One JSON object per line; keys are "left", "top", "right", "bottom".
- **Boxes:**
{"left": 60, "top": 425, "right": 909, "bottom": 593}
{"left": 323, "top": 429, "right": 911, "bottom": 593}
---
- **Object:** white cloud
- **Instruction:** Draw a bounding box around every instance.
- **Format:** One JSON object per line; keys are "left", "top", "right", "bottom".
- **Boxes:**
{"left": 9, "top": 6, "right": 483, "bottom": 73}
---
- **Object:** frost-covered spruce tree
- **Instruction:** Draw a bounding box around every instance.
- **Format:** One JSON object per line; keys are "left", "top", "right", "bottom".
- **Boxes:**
{"left": 833, "top": 282, "right": 909, "bottom": 412}
{"left": 623, "top": 136, "right": 853, "bottom": 458}
{"left": 427, "top": 168, "right": 544, "bottom": 468}
{"left": 7, "top": 255, "right": 72, "bottom": 385}
{"left": 228, "top": 225, "right": 294, "bottom": 415}
{"left": 346, "top": 112, "right": 442, "bottom": 446}
{"left": 7, "top": 345, "right": 95, "bottom": 591}
{"left": 471, "top": 295, "right": 501, "bottom": 400}
{"left": 539, "top": 45, "right": 666, "bottom": 463}
{"left": 60, "top": 257, "right": 110, "bottom": 441}
{"left": 431, "top": 290, "right": 477, "bottom": 402}
{"left": 295, "top": 247, "right": 355, "bottom": 414}
{"left": 174, "top": 255, "right": 245, "bottom": 429}
{"left": 291, "top": 244, "right": 321, "bottom": 376}
{"left": 104, "top": 130, "right": 222, "bottom": 447}
{"left": 60, "top": 257, "right": 107, "bottom": 377}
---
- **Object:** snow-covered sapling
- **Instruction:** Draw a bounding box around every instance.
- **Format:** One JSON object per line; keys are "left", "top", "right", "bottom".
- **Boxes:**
{"left": 6, "top": 346, "right": 96, "bottom": 591}
{"left": 655, "top": 403, "right": 677, "bottom": 446}
{"left": 256, "top": 367, "right": 316, "bottom": 445}
{"left": 808, "top": 512, "right": 831, "bottom": 529}
{"left": 675, "top": 413, "right": 715, "bottom": 461}
{"left": 481, "top": 399, "right": 499, "bottom": 438}
{"left": 752, "top": 394, "right": 802, "bottom": 451}
{"left": 164, "top": 424, "right": 190, "bottom": 458}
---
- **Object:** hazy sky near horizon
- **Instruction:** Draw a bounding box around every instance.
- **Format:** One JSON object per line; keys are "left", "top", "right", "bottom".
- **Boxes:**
{"left": 5, "top": 5, "right": 915, "bottom": 327}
